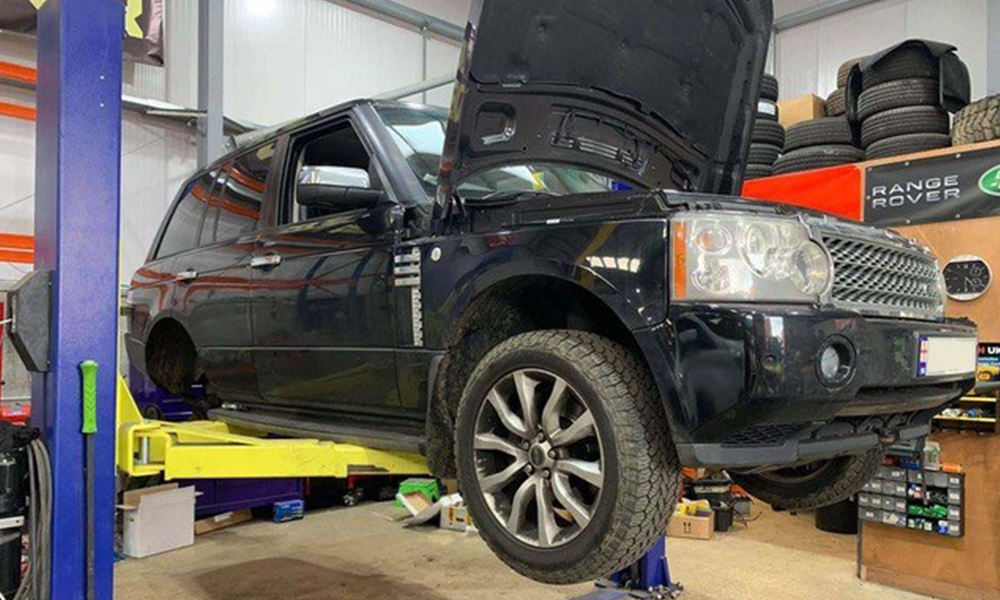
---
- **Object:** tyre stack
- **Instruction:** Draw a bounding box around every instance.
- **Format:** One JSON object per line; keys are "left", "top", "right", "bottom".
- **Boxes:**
{"left": 774, "top": 117, "right": 863, "bottom": 175}
{"left": 747, "top": 74, "right": 784, "bottom": 180}
{"left": 857, "top": 47, "right": 952, "bottom": 160}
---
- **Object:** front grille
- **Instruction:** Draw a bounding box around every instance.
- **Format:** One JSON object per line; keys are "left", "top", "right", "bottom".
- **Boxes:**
{"left": 822, "top": 234, "right": 943, "bottom": 320}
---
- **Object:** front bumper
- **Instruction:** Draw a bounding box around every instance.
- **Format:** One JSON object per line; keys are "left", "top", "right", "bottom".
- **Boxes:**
{"left": 634, "top": 304, "right": 976, "bottom": 468}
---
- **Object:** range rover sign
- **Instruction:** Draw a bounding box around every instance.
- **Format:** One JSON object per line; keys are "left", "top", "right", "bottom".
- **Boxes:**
{"left": 864, "top": 146, "right": 1000, "bottom": 226}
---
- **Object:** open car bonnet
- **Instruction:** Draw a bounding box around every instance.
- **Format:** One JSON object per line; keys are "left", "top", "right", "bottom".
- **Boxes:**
{"left": 436, "top": 0, "right": 773, "bottom": 214}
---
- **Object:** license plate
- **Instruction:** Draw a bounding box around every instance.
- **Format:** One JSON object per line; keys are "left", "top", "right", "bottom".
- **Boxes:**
{"left": 917, "top": 336, "right": 977, "bottom": 377}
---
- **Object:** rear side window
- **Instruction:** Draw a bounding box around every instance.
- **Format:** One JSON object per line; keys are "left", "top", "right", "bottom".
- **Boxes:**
{"left": 205, "top": 142, "right": 276, "bottom": 243}
{"left": 157, "top": 170, "right": 215, "bottom": 258}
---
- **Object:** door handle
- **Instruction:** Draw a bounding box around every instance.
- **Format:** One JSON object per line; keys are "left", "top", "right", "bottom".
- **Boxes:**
{"left": 175, "top": 270, "right": 198, "bottom": 283}
{"left": 251, "top": 254, "right": 282, "bottom": 269}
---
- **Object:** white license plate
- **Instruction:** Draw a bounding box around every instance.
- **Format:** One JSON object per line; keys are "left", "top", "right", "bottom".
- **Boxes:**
{"left": 917, "top": 337, "right": 978, "bottom": 377}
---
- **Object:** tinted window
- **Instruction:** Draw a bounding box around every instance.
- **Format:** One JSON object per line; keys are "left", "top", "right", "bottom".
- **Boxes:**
{"left": 206, "top": 142, "right": 275, "bottom": 243}
{"left": 157, "top": 171, "right": 215, "bottom": 258}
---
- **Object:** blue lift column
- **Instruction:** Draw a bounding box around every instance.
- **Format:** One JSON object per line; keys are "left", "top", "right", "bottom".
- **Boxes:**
{"left": 34, "top": 1, "right": 124, "bottom": 598}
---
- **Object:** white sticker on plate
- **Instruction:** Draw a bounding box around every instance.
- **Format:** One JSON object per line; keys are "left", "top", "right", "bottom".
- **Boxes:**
{"left": 917, "top": 336, "right": 977, "bottom": 377}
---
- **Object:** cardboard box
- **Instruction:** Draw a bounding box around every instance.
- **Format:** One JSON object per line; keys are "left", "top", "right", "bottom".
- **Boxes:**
{"left": 666, "top": 512, "right": 715, "bottom": 540}
{"left": 195, "top": 508, "right": 253, "bottom": 535}
{"left": 120, "top": 484, "right": 196, "bottom": 558}
{"left": 439, "top": 495, "right": 474, "bottom": 532}
{"left": 778, "top": 94, "right": 826, "bottom": 129}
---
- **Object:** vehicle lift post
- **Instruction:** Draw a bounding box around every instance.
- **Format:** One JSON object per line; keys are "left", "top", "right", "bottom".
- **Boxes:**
{"left": 34, "top": 0, "right": 124, "bottom": 598}
{"left": 572, "top": 536, "right": 682, "bottom": 600}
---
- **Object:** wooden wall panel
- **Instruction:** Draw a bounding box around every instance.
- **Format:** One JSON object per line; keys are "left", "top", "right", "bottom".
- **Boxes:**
{"left": 861, "top": 431, "right": 1000, "bottom": 600}
{"left": 898, "top": 218, "right": 1000, "bottom": 341}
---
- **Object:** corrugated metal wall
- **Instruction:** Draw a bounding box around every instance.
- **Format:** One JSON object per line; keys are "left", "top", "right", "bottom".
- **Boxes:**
{"left": 773, "top": 0, "right": 989, "bottom": 102}
{"left": 0, "top": 0, "right": 469, "bottom": 285}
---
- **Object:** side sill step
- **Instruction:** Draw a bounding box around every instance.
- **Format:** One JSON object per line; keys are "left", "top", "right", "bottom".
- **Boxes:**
{"left": 208, "top": 408, "right": 426, "bottom": 455}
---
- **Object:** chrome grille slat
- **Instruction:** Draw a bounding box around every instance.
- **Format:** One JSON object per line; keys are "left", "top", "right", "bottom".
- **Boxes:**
{"left": 821, "top": 233, "right": 943, "bottom": 320}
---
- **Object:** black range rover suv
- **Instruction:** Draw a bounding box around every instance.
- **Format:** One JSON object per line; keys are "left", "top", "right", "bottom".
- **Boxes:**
{"left": 126, "top": 0, "right": 977, "bottom": 584}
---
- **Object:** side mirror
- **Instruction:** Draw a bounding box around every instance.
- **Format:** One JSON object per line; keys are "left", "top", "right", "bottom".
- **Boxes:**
{"left": 297, "top": 166, "right": 386, "bottom": 211}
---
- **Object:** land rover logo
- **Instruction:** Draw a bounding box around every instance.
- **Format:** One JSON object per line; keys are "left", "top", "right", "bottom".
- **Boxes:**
{"left": 978, "top": 164, "right": 1000, "bottom": 197}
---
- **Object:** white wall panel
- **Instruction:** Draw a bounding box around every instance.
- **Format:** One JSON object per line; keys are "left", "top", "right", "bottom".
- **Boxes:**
{"left": 303, "top": 0, "right": 423, "bottom": 115}
{"left": 905, "top": 0, "right": 988, "bottom": 100}
{"left": 776, "top": 22, "right": 820, "bottom": 100}
{"left": 225, "top": 0, "right": 308, "bottom": 125}
{"left": 813, "top": 0, "right": 907, "bottom": 97}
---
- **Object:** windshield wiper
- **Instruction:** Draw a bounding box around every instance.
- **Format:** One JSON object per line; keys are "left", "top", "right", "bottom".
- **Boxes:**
{"left": 464, "top": 190, "right": 557, "bottom": 205}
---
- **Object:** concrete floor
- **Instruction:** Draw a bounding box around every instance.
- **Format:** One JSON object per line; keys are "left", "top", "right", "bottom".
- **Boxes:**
{"left": 116, "top": 502, "right": 928, "bottom": 600}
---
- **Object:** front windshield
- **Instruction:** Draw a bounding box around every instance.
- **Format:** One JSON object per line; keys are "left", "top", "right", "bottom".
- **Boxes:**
{"left": 375, "top": 105, "right": 632, "bottom": 201}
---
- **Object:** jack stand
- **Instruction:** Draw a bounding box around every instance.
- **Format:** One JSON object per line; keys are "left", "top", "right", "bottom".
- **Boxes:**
{"left": 570, "top": 536, "right": 682, "bottom": 600}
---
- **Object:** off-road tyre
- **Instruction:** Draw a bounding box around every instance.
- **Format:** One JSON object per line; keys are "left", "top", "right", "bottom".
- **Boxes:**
{"left": 455, "top": 331, "right": 680, "bottom": 585}
{"left": 861, "top": 106, "right": 950, "bottom": 148}
{"left": 862, "top": 46, "right": 938, "bottom": 89}
{"left": 748, "top": 143, "right": 781, "bottom": 165}
{"left": 785, "top": 117, "right": 853, "bottom": 152}
{"left": 953, "top": 94, "right": 1000, "bottom": 146}
{"left": 760, "top": 74, "right": 780, "bottom": 102}
{"left": 865, "top": 133, "right": 951, "bottom": 161}
{"left": 752, "top": 119, "right": 786, "bottom": 148}
{"left": 826, "top": 88, "right": 847, "bottom": 117}
{"left": 729, "top": 447, "right": 884, "bottom": 511}
{"left": 773, "top": 145, "right": 863, "bottom": 176}
{"left": 745, "top": 164, "right": 774, "bottom": 180}
{"left": 857, "top": 78, "right": 939, "bottom": 122}
{"left": 837, "top": 56, "right": 864, "bottom": 88}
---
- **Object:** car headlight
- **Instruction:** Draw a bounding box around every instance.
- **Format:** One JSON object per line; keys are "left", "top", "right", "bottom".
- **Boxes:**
{"left": 672, "top": 212, "right": 833, "bottom": 302}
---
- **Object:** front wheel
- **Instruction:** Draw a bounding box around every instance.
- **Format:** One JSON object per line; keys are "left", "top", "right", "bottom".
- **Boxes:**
{"left": 455, "top": 331, "right": 680, "bottom": 585}
{"left": 729, "top": 448, "right": 884, "bottom": 511}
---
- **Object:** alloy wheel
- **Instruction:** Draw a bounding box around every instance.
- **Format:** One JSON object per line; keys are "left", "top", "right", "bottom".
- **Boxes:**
{"left": 473, "top": 368, "right": 604, "bottom": 549}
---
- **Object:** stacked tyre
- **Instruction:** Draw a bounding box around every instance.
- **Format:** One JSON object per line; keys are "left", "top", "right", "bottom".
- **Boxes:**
{"left": 858, "top": 47, "right": 952, "bottom": 160}
{"left": 747, "top": 74, "right": 784, "bottom": 180}
{"left": 953, "top": 94, "right": 1000, "bottom": 146}
{"left": 825, "top": 57, "right": 861, "bottom": 117}
{"left": 774, "top": 117, "right": 862, "bottom": 176}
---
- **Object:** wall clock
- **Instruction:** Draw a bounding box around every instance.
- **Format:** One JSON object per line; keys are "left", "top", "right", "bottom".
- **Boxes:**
{"left": 943, "top": 255, "right": 992, "bottom": 302}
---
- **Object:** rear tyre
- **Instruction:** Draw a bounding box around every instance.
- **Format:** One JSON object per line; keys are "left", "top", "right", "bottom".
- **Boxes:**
{"left": 729, "top": 448, "right": 884, "bottom": 511}
{"left": 455, "top": 330, "right": 680, "bottom": 585}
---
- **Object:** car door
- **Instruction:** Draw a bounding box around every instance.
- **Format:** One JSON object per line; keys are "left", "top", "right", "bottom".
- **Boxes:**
{"left": 250, "top": 117, "right": 399, "bottom": 415}
{"left": 173, "top": 141, "right": 277, "bottom": 402}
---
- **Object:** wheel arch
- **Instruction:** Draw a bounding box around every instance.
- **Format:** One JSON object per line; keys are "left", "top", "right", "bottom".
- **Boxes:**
{"left": 143, "top": 314, "right": 202, "bottom": 394}
{"left": 424, "top": 269, "right": 670, "bottom": 477}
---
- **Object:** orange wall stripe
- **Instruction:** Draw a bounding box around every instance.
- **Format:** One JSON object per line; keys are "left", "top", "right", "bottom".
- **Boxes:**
{"left": 0, "top": 233, "right": 34, "bottom": 251}
{"left": 0, "top": 60, "right": 37, "bottom": 86}
{"left": 0, "top": 101, "right": 36, "bottom": 122}
{"left": 0, "top": 250, "right": 33, "bottom": 265}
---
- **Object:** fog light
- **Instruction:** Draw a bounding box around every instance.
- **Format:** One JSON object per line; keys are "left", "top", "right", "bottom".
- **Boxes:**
{"left": 820, "top": 346, "right": 841, "bottom": 380}
{"left": 817, "top": 337, "right": 855, "bottom": 387}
